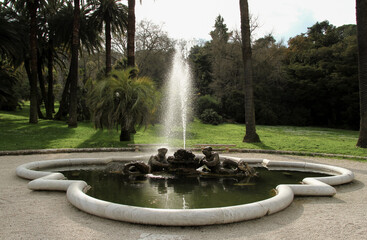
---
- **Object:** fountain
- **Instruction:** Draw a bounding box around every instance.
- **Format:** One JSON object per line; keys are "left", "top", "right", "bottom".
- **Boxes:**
{"left": 16, "top": 148, "right": 354, "bottom": 225}
{"left": 15, "top": 48, "right": 355, "bottom": 226}
{"left": 162, "top": 49, "right": 192, "bottom": 149}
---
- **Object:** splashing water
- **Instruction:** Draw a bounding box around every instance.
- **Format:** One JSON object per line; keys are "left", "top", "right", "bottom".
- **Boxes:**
{"left": 162, "top": 50, "right": 192, "bottom": 149}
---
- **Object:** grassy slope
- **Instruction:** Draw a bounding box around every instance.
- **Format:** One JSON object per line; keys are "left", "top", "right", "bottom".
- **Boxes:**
{"left": 1, "top": 105, "right": 366, "bottom": 157}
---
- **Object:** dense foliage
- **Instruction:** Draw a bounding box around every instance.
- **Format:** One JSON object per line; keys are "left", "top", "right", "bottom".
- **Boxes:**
{"left": 284, "top": 23, "right": 359, "bottom": 129}
{"left": 0, "top": 63, "right": 22, "bottom": 110}
{"left": 189, "top": 19, "right": 359, "bottom": 130}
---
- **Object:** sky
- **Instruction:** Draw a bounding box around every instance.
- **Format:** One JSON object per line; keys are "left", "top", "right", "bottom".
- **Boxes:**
{"left": 134, "top": 0, "right": 356, "bottom": 43}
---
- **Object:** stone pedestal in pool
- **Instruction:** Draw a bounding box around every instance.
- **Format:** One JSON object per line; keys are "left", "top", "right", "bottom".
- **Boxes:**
{"left": 106, "top": 147, "right": 257, "bottom": 178}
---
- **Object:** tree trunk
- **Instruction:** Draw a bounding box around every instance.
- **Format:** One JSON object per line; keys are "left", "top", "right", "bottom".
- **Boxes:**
{"left": 105, "top": 16, "right": 112, "bottom": 74}
{"left": 37, "top": 51, "right": 48, "bottom": 109}
{"left": 46, "top": 38, "right": 54, "bottom": 119}
{"left": 28, "top": 0, "right": 39, "bottom": 124}
{"left": 120, "top": 128, "right": 131, "bottom": 141}
{"left": 54, "top": 64, "right": 71, "bottom": 120}
{"left": 356, "top": 0, "right": 367, "bottom": 147}
{"left": 240, "top": 0, "right": 260, "bottom": 143}
{"left": 68, "top": 0, "right": 80, "bottom": 128}
{"left": 24, "top": 59, "right": 31, "bottom": 84}
{"left": 127, "top": 0, "right": 136, "bottom": 67}
{"left": 25, "top": 58, "right": 44, "bottom": 120}
{"left": 37, "top": 95, "right": 44, "bottom": 119}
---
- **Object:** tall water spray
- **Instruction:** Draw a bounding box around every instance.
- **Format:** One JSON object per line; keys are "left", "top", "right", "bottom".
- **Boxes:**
{"left": 162, "top": 50, "right": 192, "bottom": 149}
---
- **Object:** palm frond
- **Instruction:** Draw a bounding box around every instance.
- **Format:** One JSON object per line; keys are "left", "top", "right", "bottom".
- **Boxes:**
{"left": 87, "top": 67, "right": 159, "bottom": 131}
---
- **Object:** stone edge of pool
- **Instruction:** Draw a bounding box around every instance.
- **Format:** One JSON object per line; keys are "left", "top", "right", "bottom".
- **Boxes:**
{"left": 15, "top": 155, "right": 354, "bottom": 226}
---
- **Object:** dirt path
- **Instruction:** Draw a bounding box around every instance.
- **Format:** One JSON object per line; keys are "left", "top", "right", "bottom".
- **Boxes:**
{"left": 1, "top": 152, "right": 366, "bottom": 240}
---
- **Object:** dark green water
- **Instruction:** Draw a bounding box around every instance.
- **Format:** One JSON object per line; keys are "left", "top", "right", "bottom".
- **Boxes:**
{"left": 60, "top": 167, "right": 330, "bottom": 209}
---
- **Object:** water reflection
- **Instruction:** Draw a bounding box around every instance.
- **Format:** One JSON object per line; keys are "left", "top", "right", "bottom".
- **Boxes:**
{"left": 61, "top": 168, "right": 329, "bottom": 209}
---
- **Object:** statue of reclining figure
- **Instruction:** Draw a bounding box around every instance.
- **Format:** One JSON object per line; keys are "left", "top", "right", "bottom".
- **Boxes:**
{"left": 200, "top": 146, "right": 257, "bottom": 176}
{"left": 148, "top": 147, "right": 170, "bottom": 172}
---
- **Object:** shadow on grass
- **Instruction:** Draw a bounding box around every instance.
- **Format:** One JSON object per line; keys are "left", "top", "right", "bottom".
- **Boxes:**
{"left": 0, "top": 108, "right": 29, "bottom": 119}
{"left": 246, "top": 142, "right": 276, "bottom": 150}
{"left": 0, "top": 118, "right": 76, "bottom": 151}
{"left": 0, "top": 103, "right": 61, "bottom": 121}
{"left": 77, "top": 129, "right": 135, "bottom": 148}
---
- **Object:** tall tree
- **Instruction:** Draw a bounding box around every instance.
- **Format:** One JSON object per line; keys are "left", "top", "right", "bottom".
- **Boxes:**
{"left": 89, "top": 0, "right": 127, "bottom": 75}
{"left": 127, "top": 0, "right": 136, "bottom": 67}
{"left": 40, "top": 0, "right": 67, "bottom": 119}
{"left": 252, "top": 35, "right": 289, "bottom": 125}
{"left": 208, "top": 15, "right": 233, "bottom": 98}
{"left": 189, "top": 44, "right": 213, "bottom": 96}
{"left": 53, "top": 2, "right": 102, "bottom": 121}
{"left": 27, "top": 0, "right": 39, "bottom": 123}
{"left": 5, "top": 0, "right": 49, "bottom": 122}
{"left": 135, "top": 20, "right": 174, "bottom": 87}
{"left": 356, "top": 0, "right": 367, "bottom": 147}
{"left": 239, "top": 0, "right": 260, "bottom": 142}
{"left": 68, "top": 0, "right": 80, "bottom": 128}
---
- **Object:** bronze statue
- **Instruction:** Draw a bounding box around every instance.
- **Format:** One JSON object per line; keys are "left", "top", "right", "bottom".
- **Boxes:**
{"left": 148, "top": 148, "right": 170, "bottom": 172}
{"left": 105, "top": 161, "right": 150, "bottom": 175}
{"left": 200, "top": 146, "right": 257, "bottom": 176}
{"left": 200, "top": 147, "right": 221, "bottom": 172}
{"left": 105, "top": 146, "right": 256, "bottom": 178}
{"left": 123, "top": 161, "right": 150, "bottom": 175}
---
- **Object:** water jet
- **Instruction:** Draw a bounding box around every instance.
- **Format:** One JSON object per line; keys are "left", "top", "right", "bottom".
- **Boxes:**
{"left": 162, "top": 50, "right": 192, "bottom": 149}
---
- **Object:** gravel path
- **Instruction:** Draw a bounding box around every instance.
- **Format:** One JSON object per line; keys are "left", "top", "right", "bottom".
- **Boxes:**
{"left": 1, "top": 152, "right": 366, "bottom": 240}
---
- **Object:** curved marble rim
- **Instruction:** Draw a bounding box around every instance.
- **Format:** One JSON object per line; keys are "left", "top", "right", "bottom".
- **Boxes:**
{"left": 16, "top": 155, "right": 354, "bottom": 226}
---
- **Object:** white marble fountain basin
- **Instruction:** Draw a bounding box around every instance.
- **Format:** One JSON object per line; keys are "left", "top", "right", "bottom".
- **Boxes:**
{"left": 16, "top": 155, "right": 354, "bottom": 226}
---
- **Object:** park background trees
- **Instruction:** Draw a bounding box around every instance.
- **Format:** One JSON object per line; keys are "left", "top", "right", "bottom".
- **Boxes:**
{"left": 0, "top": 1, "right": 364, "bottom": 143}
{"left": 189, "top": 19, "right": 360, "bottom": 130}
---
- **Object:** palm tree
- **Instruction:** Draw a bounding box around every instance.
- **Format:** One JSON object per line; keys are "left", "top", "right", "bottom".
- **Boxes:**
{"left": 28, "top": 0, "right": 39, "bottom": 123}
{"left": 4, "top": 0, "right": 45, "bottom": 123}
{"left": 127, "top": 0, "right": 136, "bottom": 67}
{"left": 89, "top": 0, "right": 127, "bottom": 75}
{"left": 53, "top": 2, "right": 102, "bottom": 121}
{"left": 68, "top": 0, "right": 80, "bottom": 128}
{"left": 239, "top": 0, "right": 260, "bottom": 142}
{"left": 127, "top": 1, "right": 158, "bottom": 68}
{"left": 38, "top": 0, "right": 67, "bottom": 119}
{"left": 356, "top": 0, "right": 367, "bottom": 148}
{"left": 88, "top": 68, "right": 159, "bottom": 141}
{"left": 0, "top": 6, "right": 24, "bottom": 111}
{"left": 0, "top": 6, "right": 24, "bottom": 65}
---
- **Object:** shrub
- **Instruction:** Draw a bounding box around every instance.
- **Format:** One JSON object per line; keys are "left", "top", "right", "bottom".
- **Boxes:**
{"left": 221, "top": 91, "right": 245, "bottom": 123}
{"left": 196, "top": 94, "right": 221, "bottom": 115}
{"left": 199, "top": 108, "right": 223, "bottom": 125}
{"left": 87, "top": 68, "right": 159, "bottom": 141}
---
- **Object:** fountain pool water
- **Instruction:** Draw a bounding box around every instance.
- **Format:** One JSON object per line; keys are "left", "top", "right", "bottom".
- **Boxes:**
{"left": 58, "top": 166, "right": 330, "bottom": 209}
{"left": 162, "top": 50, "right": 192, "bottom": 149}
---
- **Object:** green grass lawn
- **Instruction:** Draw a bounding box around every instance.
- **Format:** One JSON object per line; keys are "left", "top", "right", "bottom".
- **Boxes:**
{"left": 1, "top": 105, "right": 366, "bottom": 158}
